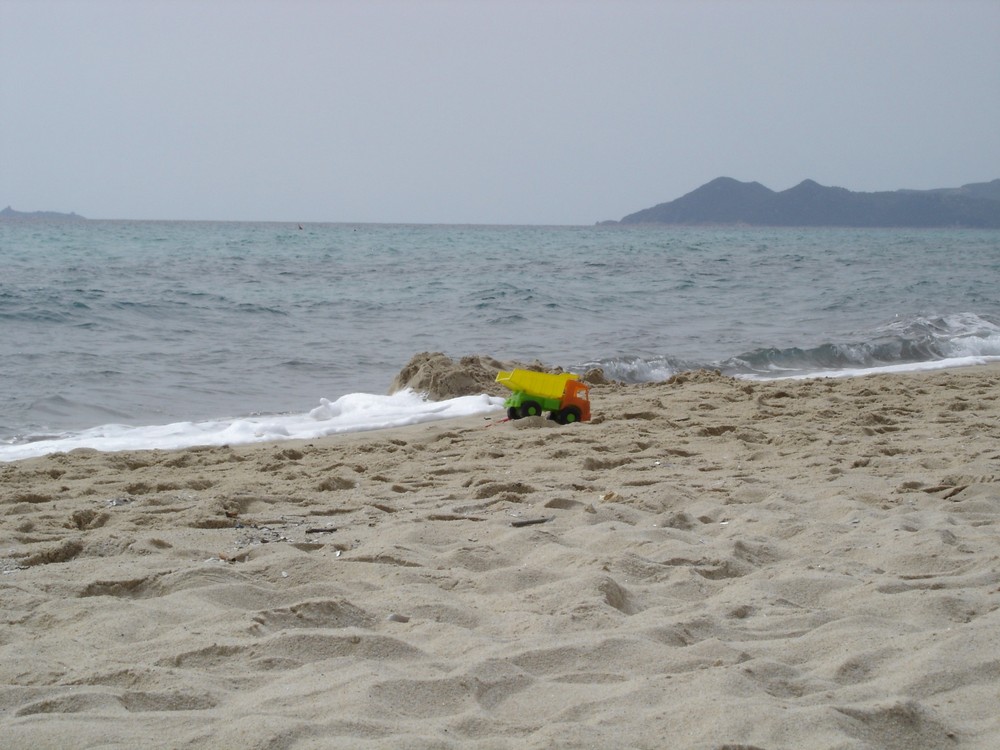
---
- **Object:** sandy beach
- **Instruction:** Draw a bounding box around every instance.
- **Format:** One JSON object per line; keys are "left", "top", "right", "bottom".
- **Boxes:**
{"left": 2, "top": 362, "right": 999, "bottom": 749}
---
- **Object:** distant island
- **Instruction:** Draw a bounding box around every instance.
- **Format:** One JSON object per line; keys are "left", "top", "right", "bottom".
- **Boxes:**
{"left": 0, "top": 206, "right": 86, "bottom": 221}
{"left": 607, "top": 178, "right": 1000, "bottom": 228}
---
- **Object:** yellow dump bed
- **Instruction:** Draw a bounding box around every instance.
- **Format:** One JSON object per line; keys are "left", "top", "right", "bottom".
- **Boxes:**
{"left": 495, "top": 369, "right": 579, "bottom": 400}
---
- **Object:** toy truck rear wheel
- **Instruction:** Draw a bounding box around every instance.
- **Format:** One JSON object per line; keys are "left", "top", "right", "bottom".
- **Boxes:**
{"left": 507, "top": 406, "right": 521, "bottom": 420}
{"left": 520, "top": 400, "right": 543, "bottom": 418}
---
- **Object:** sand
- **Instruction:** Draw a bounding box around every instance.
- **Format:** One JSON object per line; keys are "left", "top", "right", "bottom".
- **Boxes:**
{"left": 2, "top": 363, "right": 999, "bottom": 749}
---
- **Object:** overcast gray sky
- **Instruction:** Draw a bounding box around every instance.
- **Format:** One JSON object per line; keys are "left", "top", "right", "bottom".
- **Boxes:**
{"left": 2, "top": 0, "right": 998, "bottom": 225}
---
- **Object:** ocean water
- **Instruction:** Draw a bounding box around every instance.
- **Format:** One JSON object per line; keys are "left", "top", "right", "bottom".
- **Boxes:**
{"left": 2, "top": 220, "right": 999, "bottom": 460}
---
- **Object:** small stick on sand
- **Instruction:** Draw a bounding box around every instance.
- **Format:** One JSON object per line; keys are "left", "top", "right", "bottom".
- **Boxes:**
{"left": 510, "top": 516, "right": 553, "bottom": 528}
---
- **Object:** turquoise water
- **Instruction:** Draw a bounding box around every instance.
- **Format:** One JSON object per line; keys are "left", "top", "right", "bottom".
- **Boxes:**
{"left": 2, "top": 220, "right": 999, "bottom": 441}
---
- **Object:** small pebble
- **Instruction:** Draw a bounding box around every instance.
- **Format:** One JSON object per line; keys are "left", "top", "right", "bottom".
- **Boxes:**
{"left": 387, "top": 613, "right": 410, "bottom": 623}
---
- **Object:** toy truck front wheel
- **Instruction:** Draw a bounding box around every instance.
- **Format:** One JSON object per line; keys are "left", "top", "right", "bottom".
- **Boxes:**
{"left": 552, "top": 405, "right": 582, "bottom": 424}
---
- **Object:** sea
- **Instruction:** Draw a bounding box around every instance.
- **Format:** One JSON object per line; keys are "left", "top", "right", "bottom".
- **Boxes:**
{"left": 2, "top": 220, "right": 999, "bottom": 461}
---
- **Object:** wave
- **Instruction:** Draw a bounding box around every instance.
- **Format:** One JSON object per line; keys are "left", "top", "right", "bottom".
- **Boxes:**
{"left": 582, "top": 313, "right": 1000, "bottom": 382}
{"left": 579, "top": 354, "right": 700, "bottom": 383}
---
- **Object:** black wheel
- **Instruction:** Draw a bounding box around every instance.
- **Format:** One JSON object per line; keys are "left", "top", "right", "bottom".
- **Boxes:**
{"left": 520, "top": 400, "right": 543, "bottom": 418}
{"left": 507, "top": 406, "right": 522, "bottom": 420}
{"left": 555, "top": 406, "right": 582, "bottom": 425}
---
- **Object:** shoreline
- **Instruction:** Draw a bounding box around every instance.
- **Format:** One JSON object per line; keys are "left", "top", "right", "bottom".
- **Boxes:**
{"left": 2, "top": 364, "right": 999, "bottom": 747}
{"left": 4, "top": 356, "right": 1000, "bottom": 464}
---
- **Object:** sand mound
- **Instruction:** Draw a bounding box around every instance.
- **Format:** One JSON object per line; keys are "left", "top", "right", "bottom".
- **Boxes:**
{"left": 389, "top": 352, "right": 613, "bottom": 400}
{"left": 390, "top": 352, "right": 555, "bottom": 399}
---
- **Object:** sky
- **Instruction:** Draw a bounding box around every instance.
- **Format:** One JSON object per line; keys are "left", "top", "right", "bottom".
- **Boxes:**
{"left": 2, "top": 0, "right": 998, "bottom": 225}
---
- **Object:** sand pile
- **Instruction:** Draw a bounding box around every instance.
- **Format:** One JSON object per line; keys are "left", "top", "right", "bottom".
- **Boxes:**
{"left": 2, "top": 365, "right": 999, "bottom": 749}
{"left": 389, "top": 352, "right": 517, "bottom": 398}
{"left": 388, "top": 351, "right": 611, "bottom": 400}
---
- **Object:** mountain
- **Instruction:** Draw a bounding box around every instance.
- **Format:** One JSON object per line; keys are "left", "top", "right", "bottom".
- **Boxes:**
{"left": 0, "top": 206, "right": 85, "bottom": 221}
{"left": 614, "top": 178, "right": 1000, "bottom": 228}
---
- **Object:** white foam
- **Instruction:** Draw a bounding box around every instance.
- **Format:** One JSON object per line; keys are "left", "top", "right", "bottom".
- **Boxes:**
{"left": 739, "top": 355, "right": 1000, "bottom": 382}
{"left": 0, "top": 390, "right": 505, "bottom": 462}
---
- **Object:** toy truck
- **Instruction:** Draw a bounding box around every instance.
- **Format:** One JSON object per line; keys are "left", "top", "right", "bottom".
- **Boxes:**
{"left": 495, "top": 369, "right": 591, "bottom": 424}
